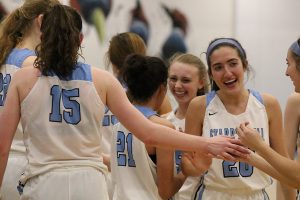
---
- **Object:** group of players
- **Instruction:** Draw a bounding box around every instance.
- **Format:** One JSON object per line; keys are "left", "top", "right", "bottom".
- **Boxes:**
{"left": 0, "top": 1, "right": 300, "bottom": 200}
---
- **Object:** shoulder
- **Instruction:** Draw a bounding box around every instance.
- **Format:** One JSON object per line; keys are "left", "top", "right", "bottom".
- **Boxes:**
{"left": 91, "top": 66, "right": 116, "bottom": 86}
{"left": 260, "top": 93, "right": 280, "bottom": 108}
{"left": 150, "top": 115, "right": 175, "bottom": 129}
{"left": 189, "top": 95, "right": 206, "bottom": 110}
{"left": 286, "top": 92, "right": 300, "bottom": 107}
{"left": 14, "top": 66, "right": 40, "bottom": 80}
{"left": 22, "top": 56, "right": 36, "bottom": 68}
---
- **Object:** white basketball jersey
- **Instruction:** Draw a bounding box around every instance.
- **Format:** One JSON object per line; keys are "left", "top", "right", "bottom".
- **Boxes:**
{"left": 111, "top": 105, "right": 162, "bottom": 200}
{"left": 202, "top": 90, "right": 271, "bottom": 193}
{"left": 19, "top": 63, "right": 107, "bottom": 183}
{"left": 0, "top": 48, "right": 35, "bottom": 153}
{"left": 167, "top": 111, "right": 202, "bottom": 200}
{"left": 101, "top": 107, "right": 118, "bottom": 154}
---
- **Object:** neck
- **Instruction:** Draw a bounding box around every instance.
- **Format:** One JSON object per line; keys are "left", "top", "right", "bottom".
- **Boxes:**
{"left": 217, "top": 89, "right": 249, "bottom": 105}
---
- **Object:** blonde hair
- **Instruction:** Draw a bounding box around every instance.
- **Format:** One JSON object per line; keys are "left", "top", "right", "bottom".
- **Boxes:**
{"left": 169, "top": 53, "right": 210, "bottom": 95}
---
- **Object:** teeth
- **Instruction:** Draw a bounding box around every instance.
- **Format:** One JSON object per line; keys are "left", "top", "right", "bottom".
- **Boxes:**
{"left": 175, "top": 91, "right": 185, "bottom": 95}
{"left": 224, "top": 79, "right": 236, "bottom": 84}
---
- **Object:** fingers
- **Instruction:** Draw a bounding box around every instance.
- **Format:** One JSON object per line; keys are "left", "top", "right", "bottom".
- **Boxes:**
{"left": 218, "top": 152, "right": 237, "bottom": 162}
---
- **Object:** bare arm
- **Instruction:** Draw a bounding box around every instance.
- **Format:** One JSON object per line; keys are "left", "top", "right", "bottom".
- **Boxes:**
{"left": 237, "top": 123, "right": 300, "bottom": 188}
{"left": 154, "top": 117, "right": 186, "bottom": 199}
{"left": 278, "top": 93, "right": 300, "bottom": 199}
{"left": 263, "top": 94, "right": 296, "bottom": 199}
{"left": 0, "top": 74, "right": 21, "bottom": 186}
{"left": 244, "top": 152, "right": 299, "bottom": 188}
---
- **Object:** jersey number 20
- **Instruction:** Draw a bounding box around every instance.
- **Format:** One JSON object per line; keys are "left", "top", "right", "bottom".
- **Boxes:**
{"left": 49, "top": 85, "right": 81, "bottom": 124}
{"left": 222, "top": 161, "right": 253, "bottom": 177}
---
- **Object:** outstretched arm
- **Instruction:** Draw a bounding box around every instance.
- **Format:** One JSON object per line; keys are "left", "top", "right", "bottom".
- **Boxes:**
{"left": 237, "top": 122, "right": 300, "bottom": 188}
{"left": 93, "top": 68, "right": 249, "bottom": 159}
{"left": 0, "top": 75, "right": 21, "bottom": 186}
{"left": 244, "top": 152, "right": 300, "bottom": 188}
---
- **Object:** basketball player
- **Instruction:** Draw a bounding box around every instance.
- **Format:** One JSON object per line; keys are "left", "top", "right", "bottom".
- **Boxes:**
{"left": 103, "top": 32, "right": 172, "bottom": 198}
{"left": 166, "top": 53, "right": 210, "bottom": 200}
{"left": 236, "top": 38, "right": 300, "bottom": 194}
{"left": 111, "top": 54, "right": 198, "bottom": 200}
{"left": 0, "top": 1, "right": 59, "bottom": 199}
{"left": 184, "top": 38, "right": 290, "bottom": 199}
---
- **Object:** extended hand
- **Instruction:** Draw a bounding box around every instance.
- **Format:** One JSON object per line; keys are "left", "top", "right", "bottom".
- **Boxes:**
{"left": 236, "top": 122, "right": 264, "bottom": 151}
{"left": 181, "top": 152, "right": 212, "bottom": 176}
{"left": 206, "top": 136, "right": 250, "bottom": 161}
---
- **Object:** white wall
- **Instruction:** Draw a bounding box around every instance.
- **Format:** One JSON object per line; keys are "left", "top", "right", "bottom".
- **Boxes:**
{"left": 235, "top": 0, "right": 300, "bottom": 107}
{"left": 80, "top": 0, "right": 235, "bottom": 69}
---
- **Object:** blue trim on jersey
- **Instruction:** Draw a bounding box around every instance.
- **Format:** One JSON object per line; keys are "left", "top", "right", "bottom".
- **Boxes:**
{"left": 206, "top": 90, "right": 264, "bottom": 107}
{"left": 249, "top": 89, "right": 264, "bottom": 105}
{"left": 5, "top": 48, "right": 35, "bottom": 68}
{"left": 206, "top": 90, "right": 216, "bottom": 107}
{"left": 134, "top": 105, "right": 157, "bottom": 118}
{"left": 46, "top": 62, "right": 92, "bottom": 81}
{"left": 196, "top": 184, "right": 205, "bottom": 200}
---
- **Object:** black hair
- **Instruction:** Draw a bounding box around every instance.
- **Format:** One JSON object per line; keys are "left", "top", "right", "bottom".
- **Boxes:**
{"left": 123, "top": 54, "right": 168, "bottom": 103}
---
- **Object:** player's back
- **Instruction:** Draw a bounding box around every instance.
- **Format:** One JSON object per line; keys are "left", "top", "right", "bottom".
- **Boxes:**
{"left": 111, "top": 105, "right": 162, "bottom": 200}
{"left": 20, "top": 62, "right": 107, "bottom": 183}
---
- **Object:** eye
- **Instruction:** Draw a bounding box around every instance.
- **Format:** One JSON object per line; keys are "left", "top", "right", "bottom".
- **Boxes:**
{"left": 169, "top": 77, "right": 177, "bottom": 82}
{"left": 212, "top": 65, "right": 222, "bottom": 71}
{"left": 229, "top": 61, "right": 238, "bottom": 67}
{"left": 181, "top": 78, "right": 191, "bottom": 83}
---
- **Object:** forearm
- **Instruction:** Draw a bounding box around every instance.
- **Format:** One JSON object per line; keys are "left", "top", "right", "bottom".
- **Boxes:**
{"left": 257, "top": 145, "right": 300, "bottom": 180}
{"left": 276, "top": 182, "right": 296, "bottom": 200}
{"left": 159, "top": 173, "right": 186, "bottom": 200}
{"left": 172, "top": 172, "right": 187, "bottom": 193}
{"left": 251, "top": 152, "right": 300, "bottom": 188}
{"left": 0, "top": 153, "right": 9, "bottom": 187}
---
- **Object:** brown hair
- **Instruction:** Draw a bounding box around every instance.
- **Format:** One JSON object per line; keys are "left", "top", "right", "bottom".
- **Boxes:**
{"left": 106, "top": 32, "right": 146, "bottom": 79}
{"left": 34, "top": 5, "right": 82, "bottom": 78}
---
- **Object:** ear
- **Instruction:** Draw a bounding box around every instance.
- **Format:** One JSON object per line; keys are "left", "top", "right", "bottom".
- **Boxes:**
{"left": 79, "top": 33, "right": 84, "bottom": 44}
{"left": 243, "top": 60, "right": 249, "bottom": 71}
{"left": 198, "top": 79, "right": 204, "bottom": 90}
{"left": 36, "top": 14, "right": 43, "bottom": 28}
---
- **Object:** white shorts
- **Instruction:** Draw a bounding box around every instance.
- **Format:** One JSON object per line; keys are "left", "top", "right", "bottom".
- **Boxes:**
{"left": 1, "top": 153, "right": 27, "bottom": 200}
{"left": 195, "top": 185, "right": 270, "bottom": 200}
{"left": 20, "top": 167, "right": 109, "bottom": 200}
{"left": 106, "top": 172, "right": 115, "bottom": 200}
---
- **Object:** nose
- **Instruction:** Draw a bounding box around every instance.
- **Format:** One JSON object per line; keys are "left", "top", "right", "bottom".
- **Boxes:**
{"left": 224, "top": 66, "right": 233, "bottom": 76}
{"left": 175, "top": 80, "right": 182, "bottom": 88}
{"left": 285, "top": 66, "right": 290, "bottom": 77}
